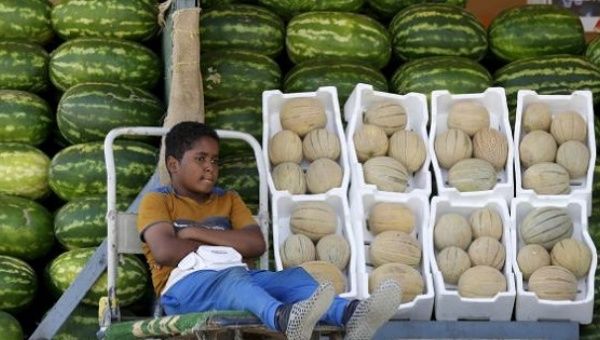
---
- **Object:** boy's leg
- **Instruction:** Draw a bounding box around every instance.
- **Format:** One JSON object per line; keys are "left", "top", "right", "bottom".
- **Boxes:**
{"left": 161, "top": 267, "right": 282, "bottom": 329}
{"left": 250, "top": 267, "right": 349, "bottom": 325}
{"left": 161, "top": 266, "right": 336, "bottom": 339}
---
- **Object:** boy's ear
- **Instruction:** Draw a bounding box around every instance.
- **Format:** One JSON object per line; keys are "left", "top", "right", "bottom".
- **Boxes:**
{"left": 166, "top": 155, "right": 179, "bottom": 174}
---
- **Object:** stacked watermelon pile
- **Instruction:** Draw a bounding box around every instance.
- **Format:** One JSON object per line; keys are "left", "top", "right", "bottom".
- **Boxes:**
{"left": 0, "top": 0, "right": 167, "bottom": 337}
{"left": 0, "top": 1, "right": 56, "bottom": 337}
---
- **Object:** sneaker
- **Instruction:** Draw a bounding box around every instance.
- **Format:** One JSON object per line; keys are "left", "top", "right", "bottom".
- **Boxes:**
{"left": 344, "top": 279, "right": 402, "bottom": 340}
{"left": 285, "top": 282, "right": 335, "bottom": 340}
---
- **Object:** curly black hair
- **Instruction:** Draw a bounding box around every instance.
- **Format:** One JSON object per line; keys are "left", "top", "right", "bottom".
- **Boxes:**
{"left": 165, "top": 121, "right": 220, "bottom": 164}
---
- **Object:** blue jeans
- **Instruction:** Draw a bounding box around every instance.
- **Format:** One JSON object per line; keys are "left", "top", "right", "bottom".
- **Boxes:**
{"left": 161, "top": 266, "right": 349, "bottom": 330}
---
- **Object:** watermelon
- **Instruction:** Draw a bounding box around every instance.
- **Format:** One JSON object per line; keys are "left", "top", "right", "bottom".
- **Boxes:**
{"left": 367, "top": 0, "right": 466, "bottom": 19}
{"left": 0, "top": 143, "right": 50, "bottom": 199}
{"left": 54, "top": 196, "right": 131, "bottom": 250}
{"left": 489, "top": 5, "right": 585, "bottom": 63}
{"left": 51, "top": 0, "right": 159, "bottom": 41}
{"left": 202, "top": 50, "right": 281, "bottom": 102}
{"left": 494, "top": 54, "right": 600, "bottom": 110}
{"left": 0, "top": 0, "right": 53, "bottom": 45}
{"left": 200, "top": 5, "right": 285, "bottom": 58}
{"left": 48, "top": 248, "right": 148, "bottom": 306}
{"left": 0, "top": 255, "right": 37, "bottom": 312}
{"left": 0, "top": 41, "right": 49, "bottom": 93}
{"left": 0, "top": 195, "right": 53, "bottom": 260}
{"left": 206, "top": 97, "right": 262, "bottom": 141}
{"left": 0, "top": 311, "right": 23, "bottom": 340}
{"left": 48, "top": 141, "right": 157, "bottom": 201}
{"left": 389, "top": 3, "right": 487, "bottom": 61}
{"left": 53, "top": 303, "right": 140, "bottom": 339}
{"left": 586, "top": 36, "right": 600, "bottom": 67}
{"left": 595, "top": 116, "right": 600, "bottom": 149}
{"left": 286, "top": 11, "right": 391, "bottom": 69}
{"left": 0, "top": 90, "right": 52, "bottom": 145}
{"left": 219, "top": 153, "right": 259, "bottom": 206}
{"left": 391, "top": 56, "right": 492, "bottom": 98}
{"left": 49, "top": 38, "right": 161, "bottom": 92}
{"left": 257, "top": 0, "right": 363, "bottom": 20}
{"left": 53, "top": 304, "right": 103, "bottom": 340}
{"left": 284, "top": 59, "right": 388, "bottom": 103}
{"left": 57, "top": 82, "right": 165, "bottom": 144}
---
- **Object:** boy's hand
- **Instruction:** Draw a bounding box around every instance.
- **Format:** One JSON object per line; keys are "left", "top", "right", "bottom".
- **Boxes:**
{"left": 176, "top": 225, "right": 206, "bottom": 240}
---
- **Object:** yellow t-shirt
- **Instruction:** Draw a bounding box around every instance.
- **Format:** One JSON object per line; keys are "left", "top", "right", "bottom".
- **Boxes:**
{"left": 137, "top": 186, "right": 256, "bottom": 295}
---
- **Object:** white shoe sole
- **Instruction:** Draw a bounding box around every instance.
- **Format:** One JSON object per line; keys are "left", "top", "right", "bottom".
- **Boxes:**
{"left": 344, "top": 279, "right": 402, "bottom": 340}
{"left": 286, "top": 282, "right": 335, "bottom": 340}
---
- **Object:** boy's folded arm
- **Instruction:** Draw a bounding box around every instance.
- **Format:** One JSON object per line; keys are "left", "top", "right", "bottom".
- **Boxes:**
{"left": 142, "top": 221, "right": 204, "bottom": 267}
{"left": 177, "top": 224, "right": 266, "bottom": 258}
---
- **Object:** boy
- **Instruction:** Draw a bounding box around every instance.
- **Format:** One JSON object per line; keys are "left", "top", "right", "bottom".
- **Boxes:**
{"left": 137, "top": 121, "right": 402, "bottom": 340}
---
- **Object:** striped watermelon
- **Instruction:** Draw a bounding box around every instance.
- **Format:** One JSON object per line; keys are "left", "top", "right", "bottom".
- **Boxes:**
{"left": 49, "top": 38, "right": 161, "bottom": 92}
{"left": 494, "top": 54, "right": 600, "bottom": 110}
{"left": 367, "top": 0, "right": 466, "bottom": 19}
{"left": 48, "top": 141, "right": 157, "bottom": 201}
{"left": 54, "top": 196, "right": 130, "bottom": 250}
{"left": 48, "top": 248, "right": 148, "bottom": 306}
{"left": 257, "top": 0, "right": 363, "bottom": 19}
{"left": 202, "top": 50, "right": 281, "bottom": 102}
{"left": 0, "top": 195, "right": 53, "bottom": 260}
{"left": 0, "top": 90, "right": 52, "bottom": 145}
{"left": 0, "top": 41, "right": 49, "bottom": 93}
{"left": 0, "top": 0, "right": 53, "bottom": 45}
{"left": 286, "top": 12, "right": 391, "bottom": 69}
{"left": 284, "top": 59, "right": 388, "bottom": 103}
{"left": 206, "top": 97, "right": 262, "bottom": 141}
{"left": 57, "top": 82, "right": 164, "bottom": 144}
{"left": 53, "top": 304, "right": 138, "bottom": 339}
{"left": 391, "top": 56, "right": 492, "bottom": 98}
{"left": 0, "top": 311, "right": 22, "bottom": 340}
{"left": 594, "top": 116, "right": 600, "bottom": 147}
{"left": 220, "top": 153, "right": 260, "bottom": 206}
{"left": 586, "top": 36, "right": 600, "bottom": 67}
{"left": 201, "top": 0, "right": 239, "bottom": 7}
{"left": 53, "top": 304, "right": 103, "bottom": 340}
{"left": 0, "top": 143, "right": 50, "bottom": 199}
{"left": 200, "top": 5, "right": 285, "bottom": 58}
{"left": 389, "top": 3, "right": 487, "bottom": 61}
{"left": 51, "top": 0, "right": 159, "bottom": 41}
{"left": 489, "top": 5, "right": 585, "bottom": 63}
{"left": 0, "top": 255, "right": 37, "bottom": 312}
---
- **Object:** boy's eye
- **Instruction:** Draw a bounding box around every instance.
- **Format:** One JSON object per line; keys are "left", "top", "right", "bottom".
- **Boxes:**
{"left": 195, "top": 156, "right": 219, "bottom": 165}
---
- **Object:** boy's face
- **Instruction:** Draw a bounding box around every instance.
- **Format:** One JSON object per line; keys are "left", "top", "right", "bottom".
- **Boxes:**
{"left": 168, "top": 136, "right": 220, "bottom": 196}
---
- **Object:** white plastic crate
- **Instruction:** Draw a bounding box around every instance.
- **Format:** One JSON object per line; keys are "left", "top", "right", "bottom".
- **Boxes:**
{"left": 262, "top": 87, "right": 350, "bottom": 196}
{"left": 344, "top": 83, "right": 431, "bottom": 198}
{"left": 271, "top": 191, "right": 358, "bottom": 299}
{"left": 514, "top": 90, "right": 597, "bottom": 215}
{"left": 510, "top": 197, "right": 597, "bottom": 324}
{"left": 349, "top": 187, "right": 434, "bottom": 320}
{"left": 428, "top": 196, "right": 516, "bottom": 321}
{"left": 429, "top": 88, "right": 515, "bottom": 204}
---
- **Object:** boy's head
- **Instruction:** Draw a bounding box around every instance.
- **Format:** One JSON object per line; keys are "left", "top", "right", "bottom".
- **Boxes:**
{"left": 165, "top": 122, "right": 220, "bottom": 196}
